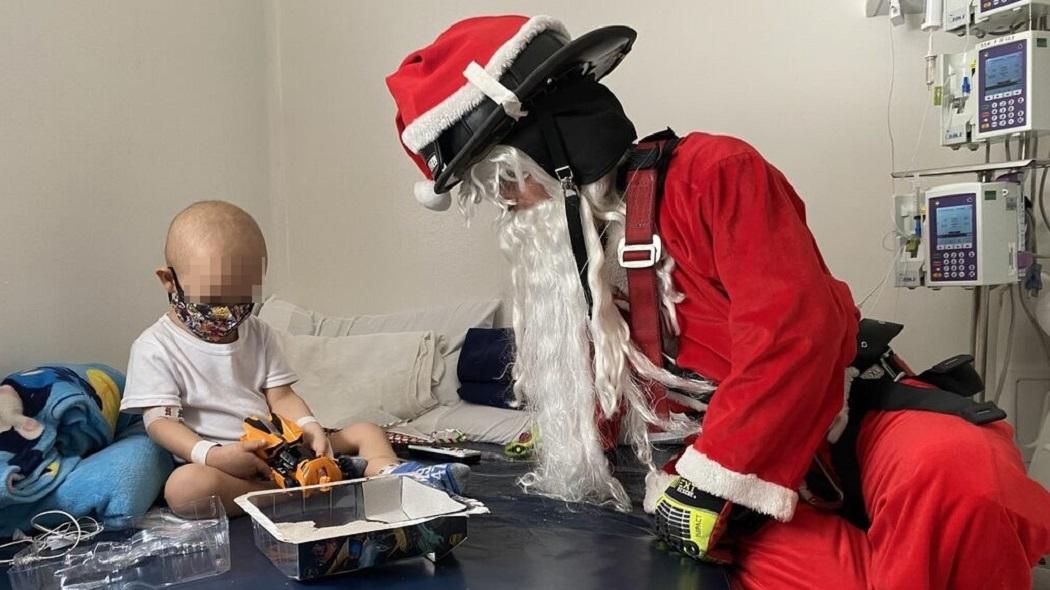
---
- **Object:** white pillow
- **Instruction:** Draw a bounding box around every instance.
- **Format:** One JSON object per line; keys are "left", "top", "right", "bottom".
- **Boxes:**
{"left": 408, "top": 401, "right": 531, "bottom": 445}
{"left": 259, "top": 297, "right": 502, "bottom": 404}
{"left": 273, "top": 330, "right": 443, "bottom": 427}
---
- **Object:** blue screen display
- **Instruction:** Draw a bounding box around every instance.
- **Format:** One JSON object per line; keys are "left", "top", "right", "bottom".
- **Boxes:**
{"left": 937, "top": 205, "right": 974, "bottom": 242}
{"left": 986, "top": 50, "right": 1024, "bottom": 94}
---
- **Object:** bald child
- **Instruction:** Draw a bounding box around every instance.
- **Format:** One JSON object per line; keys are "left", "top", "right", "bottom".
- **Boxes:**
{"left": 122, "top": 201, "right": 468, "bottom": 515}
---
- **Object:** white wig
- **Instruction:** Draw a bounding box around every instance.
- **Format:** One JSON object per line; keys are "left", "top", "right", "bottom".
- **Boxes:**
{"left": 457, "top": 146, "right": 715, "bottom": 511}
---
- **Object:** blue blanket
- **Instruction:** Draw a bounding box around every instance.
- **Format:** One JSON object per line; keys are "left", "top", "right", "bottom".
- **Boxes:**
{"left": 0, "top": 364, "right": 172, "bottom": 534}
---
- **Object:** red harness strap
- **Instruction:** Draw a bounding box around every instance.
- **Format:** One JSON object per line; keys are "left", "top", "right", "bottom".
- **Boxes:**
{"left": 621, "top": 134, "right": 679, "bottom": 420}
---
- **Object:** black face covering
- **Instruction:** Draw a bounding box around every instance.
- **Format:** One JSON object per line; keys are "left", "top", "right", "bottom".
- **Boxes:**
{"left": 503, "top": 77, "right": 637, "bottom": 186}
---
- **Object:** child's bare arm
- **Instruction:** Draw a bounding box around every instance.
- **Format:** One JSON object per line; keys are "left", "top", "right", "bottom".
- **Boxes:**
{"left": 263, "top": 385, "right": 332, "bottom": 457}
{"left": 145, "top": 416, "right": 201, "bottom": 461}
{"left": 146, "top": 413, "right": 270, "bottom": 480}
{"left": 263, "top": 384, "right": 314, "bottom": 422}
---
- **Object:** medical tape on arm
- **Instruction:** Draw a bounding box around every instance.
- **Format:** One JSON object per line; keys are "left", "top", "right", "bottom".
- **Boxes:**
{"left": 143, "top": 406, "right": 184, "bottom": 429}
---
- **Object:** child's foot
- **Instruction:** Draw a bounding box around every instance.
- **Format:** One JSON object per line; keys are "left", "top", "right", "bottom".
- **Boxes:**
{"left": 387, "top": 461, "right": 470, "bottom": 495}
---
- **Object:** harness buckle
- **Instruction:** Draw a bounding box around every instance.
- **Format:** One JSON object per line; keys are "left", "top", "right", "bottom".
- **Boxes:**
{"left": 960, "top": 402, "right": 1008, "bottom": 425}
{"left": 555, "top": 165, "right": 574, "bottom": 186}
{"left": 618, "top": 235, "right": 663, "bottom": 269}
{"left": 879, "top": 352, "right": 908, "bottom": 382}
{"left": 555, "top": 166, "right": 580, "bottom": 199}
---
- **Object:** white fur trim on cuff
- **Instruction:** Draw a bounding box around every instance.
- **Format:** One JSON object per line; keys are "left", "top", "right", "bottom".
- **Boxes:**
{"left": 400, "top": 15, "right": 568, "bottom": 153}
{"left": 643, "top": 469, "right": 678, "bottom": 514}
{"left": 675, "top": 446, "right": 797, "bottom": 522}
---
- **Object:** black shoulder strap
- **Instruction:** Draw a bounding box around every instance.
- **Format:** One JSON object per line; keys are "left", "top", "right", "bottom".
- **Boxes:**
{"left": 537, "top": 110, "right": 593, "bottom": 308}
{"left": 873, "top": 382, "right": 1006, "bottom": 425}
{"left": 621, "top": 128, "right": 680, "bottom": 183}
{"left": 852, "top": 319, "right": 905, "bottom": 371}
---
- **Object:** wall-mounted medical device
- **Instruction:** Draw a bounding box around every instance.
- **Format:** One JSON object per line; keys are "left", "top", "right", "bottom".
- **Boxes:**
{"left": 975, "top": 31, "right": 1050, "bottom": 140}
{"left": 975, "top": 0, "right": 1050, "bottom": 27}
{"left": 925, "top": 182, "right": 1025, "bottom": 287}
{"left": 945, "top": 0, "right": 975, "bottom": 32}
{"left": 894, "top": 192, "right": 928, "bottom": 288}
{"left": 936, "top": 51, "right": 978, "bottom": 148}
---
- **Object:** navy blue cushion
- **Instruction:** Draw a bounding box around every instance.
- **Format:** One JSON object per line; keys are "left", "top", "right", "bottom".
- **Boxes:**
{"left": 457, "top": 381, "right": 515, "bottom": 409}
{"left": 457, "top": 328, "right": 515, "bottom": 384}
{"left": 457, "top": 328, "right": 516, "bottom": 409}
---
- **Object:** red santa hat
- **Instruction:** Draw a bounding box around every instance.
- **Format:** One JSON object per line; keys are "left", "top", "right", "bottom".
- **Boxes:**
{"left": 386, "top": 15, "right": 636, "bottom": 210}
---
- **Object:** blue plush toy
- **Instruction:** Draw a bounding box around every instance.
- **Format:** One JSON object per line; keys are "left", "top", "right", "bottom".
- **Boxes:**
{"left": 0, "top": 364, "right": 173, "bottom": 534}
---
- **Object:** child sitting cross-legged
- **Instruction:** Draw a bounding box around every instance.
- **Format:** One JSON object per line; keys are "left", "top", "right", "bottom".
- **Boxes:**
{"left": 120, "top": 200, "right": 468, "bottom": 515}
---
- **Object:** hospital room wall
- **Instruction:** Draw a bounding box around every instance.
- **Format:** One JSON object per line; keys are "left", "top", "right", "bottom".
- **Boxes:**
{"left": 0, "top": 1, "right": 274, "bottom": 376}
{"left": 0, "top": 1, "right": 1044, "bottom": 430}
{"left": 266, "top": 0, "right": 1048, "bottom": 393}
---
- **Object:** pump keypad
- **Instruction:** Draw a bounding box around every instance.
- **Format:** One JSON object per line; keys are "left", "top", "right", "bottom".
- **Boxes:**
{"left": 983, "top": 92, "right": 1026, "bottom": 132}
{"left": 932, "top": 247, "right": 978, "bottom": 282}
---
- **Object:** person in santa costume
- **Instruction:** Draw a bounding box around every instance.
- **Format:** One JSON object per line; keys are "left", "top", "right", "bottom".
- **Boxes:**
{"left": 385, "top": 14, "right": 1050, "bottom": 588}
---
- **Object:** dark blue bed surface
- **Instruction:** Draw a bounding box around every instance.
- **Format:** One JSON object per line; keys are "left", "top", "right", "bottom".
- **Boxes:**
{"left": 2, "top": 445, "right": 731, "bottom": 589}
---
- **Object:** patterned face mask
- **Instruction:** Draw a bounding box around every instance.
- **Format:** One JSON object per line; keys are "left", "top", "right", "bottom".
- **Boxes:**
{"left": 168, "top": 267, "right": 255, "bottom": 343}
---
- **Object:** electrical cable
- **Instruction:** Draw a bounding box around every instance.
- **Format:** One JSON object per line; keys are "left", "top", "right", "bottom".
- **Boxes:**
{"left": 857, "top": 242, "right": 905, "bottom": 313}
{"left": 907, "top": 32, "right": 936, "bottom": 179}
{"left": 1040, "top": 162, "right": 1050, "bottom": 233}
{"left": 0, "top": 511, "right": 103, "bottom": 566}
{"left": 867, "top": 19, "right": 905, "bottom": 317}
{"left": 991, "top": 284, "right": 1017, "bottom": 405}
{"left": 1018, "top": 286, "right": 1050, "bottom": 363}
{"left": 887, "top": 19, "right": 898, "bottom": 180}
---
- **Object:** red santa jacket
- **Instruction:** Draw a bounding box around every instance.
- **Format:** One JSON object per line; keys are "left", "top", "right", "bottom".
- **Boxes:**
{"left": 655, "top": 132, "right": 859, "bottom": 522}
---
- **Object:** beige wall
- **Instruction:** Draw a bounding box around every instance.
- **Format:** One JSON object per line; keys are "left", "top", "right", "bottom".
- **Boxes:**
{"left": 0, "top": 1, "right": 272, "bottom": 376}
{"left": 267, "top": 0, "right": 1044, "bottom": 374}
{"left": 0, "top": 2, "right": 1046, "bottom": 421}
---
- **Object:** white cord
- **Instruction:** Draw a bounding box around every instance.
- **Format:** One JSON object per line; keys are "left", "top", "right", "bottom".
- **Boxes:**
{"left": 0, "top": 510, "right": 103, "bottom": 565}
{"left": 907, "top": 32, "right": 936, "bottom": 184}
{"left": 887, "top": 19, "right": 898, "bottom": 183}
{"left": 857, "top": 242, "right": 905, "bottom": 313}
{"left": 991, "top": 285, "right": 1017, "bottom": 405}
{"left": 962, "top": 1, "right": 976, "bottom": 71}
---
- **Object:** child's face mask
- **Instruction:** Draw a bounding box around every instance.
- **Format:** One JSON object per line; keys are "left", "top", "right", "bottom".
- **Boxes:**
{"left": 167, "top": 267, "right": 255, "bottom": 342}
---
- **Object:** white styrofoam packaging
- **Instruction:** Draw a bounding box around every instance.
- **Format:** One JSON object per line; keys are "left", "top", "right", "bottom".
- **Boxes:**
{"left": 235, "top": 476, "right": 488, "bottom": 581}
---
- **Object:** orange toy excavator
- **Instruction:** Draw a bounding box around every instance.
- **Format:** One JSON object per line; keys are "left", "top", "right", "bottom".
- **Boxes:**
{"left": 241, "top": 413, "right": 342, "bottom": 488}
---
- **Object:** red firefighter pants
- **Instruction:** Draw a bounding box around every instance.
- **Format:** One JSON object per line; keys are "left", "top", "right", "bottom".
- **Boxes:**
{"left": 732, "top": 409, "right": 1050, "bottom": 589}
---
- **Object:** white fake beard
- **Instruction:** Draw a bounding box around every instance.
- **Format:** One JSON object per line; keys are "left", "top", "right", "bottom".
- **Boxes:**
{"left": 498, "top": 198, "right": 633, "bottom": 510}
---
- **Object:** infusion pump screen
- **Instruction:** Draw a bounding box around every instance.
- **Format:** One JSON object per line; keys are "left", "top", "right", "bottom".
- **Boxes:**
{"left": 936, "top": 205, "right": 975, "bottom": 246}
{"left": 986, "top": 51, "right": 1024, "bottom": 94}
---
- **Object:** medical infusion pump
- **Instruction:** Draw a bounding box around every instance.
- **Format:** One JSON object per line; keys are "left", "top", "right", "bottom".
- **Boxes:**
{"left": 976, "top": 0, "right": 1050, "bottom": 26}
{"left": 975, "top": 31, "right": 1050, "bottom": 140}
{"left": 948, "top": 0, "right": 1050, "bottom": 32}
{"left": 925, "top": 182, "right": 1025, "bottom": 287}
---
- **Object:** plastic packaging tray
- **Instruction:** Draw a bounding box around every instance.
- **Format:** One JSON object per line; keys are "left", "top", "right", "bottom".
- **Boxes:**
{"left": 7, "top": 495, "right": 230, "bottom": 590}
{"left": 237, "top": 476, "right": 487, "bottom": 580}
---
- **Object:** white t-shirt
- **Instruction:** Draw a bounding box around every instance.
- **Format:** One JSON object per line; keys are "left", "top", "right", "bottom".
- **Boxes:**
{"left": 121, "top": 314, "right": 298, "bottom": 444}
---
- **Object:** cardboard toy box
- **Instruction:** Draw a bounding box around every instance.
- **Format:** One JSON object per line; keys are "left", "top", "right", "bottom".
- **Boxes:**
{"left": 235, "top": 476, "right": 488, "bottom": 581}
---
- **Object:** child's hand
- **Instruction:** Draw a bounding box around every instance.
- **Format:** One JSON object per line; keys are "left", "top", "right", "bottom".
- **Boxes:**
{"left": 302, "top": 422, "right": 333, "bottom": 458}
{"left": 207, "top": 440, "right": 272, "bottom": 480}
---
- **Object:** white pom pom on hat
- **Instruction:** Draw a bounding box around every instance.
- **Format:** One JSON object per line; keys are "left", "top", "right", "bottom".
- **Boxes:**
{"left": 414, "top": 180, "right": 452, "bottom": 211}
